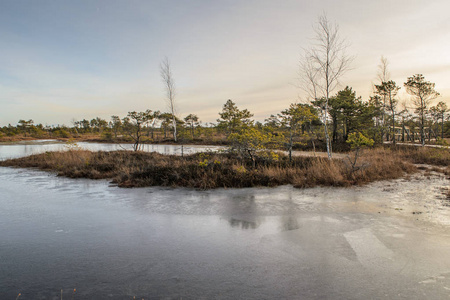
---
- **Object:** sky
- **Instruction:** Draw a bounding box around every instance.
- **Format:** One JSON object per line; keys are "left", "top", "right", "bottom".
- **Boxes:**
{"left": 1, "top": 0, "right": 449, "bottom": 126}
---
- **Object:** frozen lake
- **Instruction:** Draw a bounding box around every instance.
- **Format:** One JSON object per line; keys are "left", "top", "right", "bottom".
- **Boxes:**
{"left": 0, "top": 142, "right": 449, "bottom": 299}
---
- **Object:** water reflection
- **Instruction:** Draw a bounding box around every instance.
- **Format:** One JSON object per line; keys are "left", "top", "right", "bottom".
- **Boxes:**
{"left": 223, "top": 193, "right": 262, "bottom": 230}
{"left": 229, "top": 218, "right": 260, "bottom": 229}
{"left": 279, "top": 188, "right": 300, "bottom": 231}
{"left": 228, "top": 215, "right": 300, "bottom": 232}
{"left": 280, "top": 215, "right": 300, "bottom": 231}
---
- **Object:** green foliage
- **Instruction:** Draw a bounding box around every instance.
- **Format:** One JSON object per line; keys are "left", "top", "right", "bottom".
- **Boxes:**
{"left": 198, "top": 159, "right": 209, "bottom": 167}
{"left": 184, "top": 114, "right": 200, "bottom": 139}
{"left": 122, "top": 110, "right": 152, "bottom": 151}
{"left": 217, "top": 99, "right": 253, "bottom": 134}
{"left": 435, "top": 137, "right": 449, "bottom": 147}
{"left": 229, "top": 128, "right": 273, "bottom": 152}
{"left": 278, "top": 103, "right": 319, "bottom": 160}
{"left": 101, "top": 129, "right": 113, "bottom": 140}
{"left": 374, "top": 80, "right": 401, "bottom": 144}
{"left": 404, "top": 74, "right": 440, "bottom": 115}
{"left": 404, "top": 74, "right": 440, "bottom": 145}
{"left": 264, "top": 114, "right": 281, "bottom": 130}
{"left": 329, "top": 87, "right": 375, "bottom": 143}
{"left": 374, "top": 80, "right": 400, "bottom": 109}
{"left": 430, "top": 101, "right": 449, "bottom": 139}
{"left": 158, "top": 112, "right": 183, "bottom": 139}
{"left": 53, "top": 128, "right": 71, "bottom": 138}
{"left": 346, "top": 132, "right": 374, "bottom": 174}
{"left": 228, "top": 127, "right": 283, "bottom": 166}
{"left": 279, "top": 103, "right": 318, "bottom": 130}
{"left": 346, "top": 132, "right": 374, "bottom": 149}
{"left": 110, "top": 115, "right": 122, "bottom": 138}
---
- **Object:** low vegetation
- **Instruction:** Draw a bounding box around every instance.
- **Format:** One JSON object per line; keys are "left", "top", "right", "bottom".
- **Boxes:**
{"left": 396, "top": 146, "right": 450, "bottom": 166}
{"left": 0, "top": 147, "right": 420, "bottom": 189}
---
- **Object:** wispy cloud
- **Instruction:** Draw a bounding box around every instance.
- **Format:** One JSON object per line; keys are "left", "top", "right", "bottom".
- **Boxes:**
{"left": 0, "top": 0, "right": 449, "bottom": 125}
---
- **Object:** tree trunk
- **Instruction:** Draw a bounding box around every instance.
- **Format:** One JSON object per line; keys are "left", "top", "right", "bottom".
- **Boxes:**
{"left": 324, "top": 103, "right": 332, "bottom": 159}
{"left": 401, "top": 124, "right": 405, "bottom": 142}
{"left": 420, "top": 112, "right": 425, "bottom": 146}
{"left": 289, "top": 128, "right": 293, "bottom": 164}
{"left": 392, "top": 110, "right": 396, "bottom": 146}
{"left": 332, "top": 115, "right": 338, "bottom": 143}
{"left": 172, "top": 117, "right": 177, "bottom": 142}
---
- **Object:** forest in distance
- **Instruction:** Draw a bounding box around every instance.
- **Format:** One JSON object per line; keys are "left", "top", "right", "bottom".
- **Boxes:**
{"left": 1, "top": 78, "right": 449, "bottom": 153}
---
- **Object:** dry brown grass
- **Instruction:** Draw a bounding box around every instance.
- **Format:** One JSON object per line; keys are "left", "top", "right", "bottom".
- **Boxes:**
{"left": 395, "top": 146, "right": 450, "bottom": 166}
{"left": 349, "top": 148, "right": 417, "bottom": 182}
{"left": 300, "top": 158, "right": 347, "bottom": 187}
{"left": 0, "top": 135, "right": 44, "bottom": 142}
{"left": 0, "top": 148, "right": 418, "bottom": 189}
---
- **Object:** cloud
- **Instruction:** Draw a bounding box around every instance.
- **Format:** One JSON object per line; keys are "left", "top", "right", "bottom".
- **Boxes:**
{"left": 1, "top": 0, "right": 450, "bottom": 125}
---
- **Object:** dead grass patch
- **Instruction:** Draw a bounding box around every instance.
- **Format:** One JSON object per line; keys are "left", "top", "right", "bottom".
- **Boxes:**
{"left": 396, "top": 146, "right": 450, "bottom": 166}
{"left": 0, "top": 148, "right": 418, "bottom": 189}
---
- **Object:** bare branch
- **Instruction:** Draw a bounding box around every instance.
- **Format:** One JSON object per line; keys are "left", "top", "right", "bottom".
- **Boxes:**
{"left": 377, "top": 55, "right": 390, "bottom": 83}
{"left": 160, "top": 57, "right": 178, "bottom": 142}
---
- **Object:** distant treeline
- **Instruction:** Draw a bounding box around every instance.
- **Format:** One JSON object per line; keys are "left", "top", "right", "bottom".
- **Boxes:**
{"left": 1, "top": 84, "right": 449, "bottom": 153}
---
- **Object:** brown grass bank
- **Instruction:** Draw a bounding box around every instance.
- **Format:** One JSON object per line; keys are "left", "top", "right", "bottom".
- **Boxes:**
{"left": 395, "top": 146, "right": 450, "bottom": 167}
{"left": 0, "top": 148, "right": 418, "bottom": 189}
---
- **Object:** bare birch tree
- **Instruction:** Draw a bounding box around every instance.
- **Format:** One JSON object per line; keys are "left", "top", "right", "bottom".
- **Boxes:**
{"left": 376, "top": 56, "right": 390, "bottom": 142}
{"left": 160, "top": 57, "right": 177, "bottom": 142}
{"left": 300, "top": 14, "right": 353, "bottom": 159}
{"left": 377, "top": 56, "right": 390, "bottom": 83}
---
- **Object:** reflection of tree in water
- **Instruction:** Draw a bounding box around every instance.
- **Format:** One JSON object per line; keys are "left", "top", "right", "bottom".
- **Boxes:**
{"left": 280, "top": 215, "right": 300, "bottom": 231}
{"left": 229, "top": 218, "right": 260, "bottom": 229}
{"left": 235, "top": 194, "right": 256, "bottom": 214}
{"left": 280, "top": 188, "right": 300, "bottom": 231}
{"left": 226, "top": 193, "right": 261, "bottom": 229}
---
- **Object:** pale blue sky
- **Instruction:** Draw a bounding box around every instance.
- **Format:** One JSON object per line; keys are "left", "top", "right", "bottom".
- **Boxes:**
{"left": 1, "top": 0, "right": 449, "bottom": 126}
